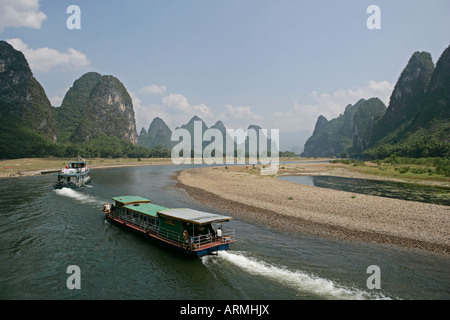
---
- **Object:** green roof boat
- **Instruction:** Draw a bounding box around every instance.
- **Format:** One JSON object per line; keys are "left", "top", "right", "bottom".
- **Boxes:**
{"left": 104, "top": 196, "right": 236, "bottom": 256}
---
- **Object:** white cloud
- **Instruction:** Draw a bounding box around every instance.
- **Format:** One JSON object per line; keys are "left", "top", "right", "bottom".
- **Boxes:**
{"left": 130, "top": 92, "right": 169, "bottom": 132}
{"left": 217, "top": 104, "right": 264, "bottom": 129}
{"left": 49, "top": 95, "right": 63, "bottom": 107}
{"left": 162, "top": 93, "right": 215, "bottom": 122}
{"left": 139, "top": 84, "right": 167, "bottom": 94}
{"left": 270, "top": 80, "right": 394, "bottom": 132}
{"left": 6, "top": 38, "right": 90, "bottom": 72}
{"left": 0, "top": 0, "right": 47, "bottom": 32}
{"left": 133, "top": 90, "right": 265, "bottom": 133}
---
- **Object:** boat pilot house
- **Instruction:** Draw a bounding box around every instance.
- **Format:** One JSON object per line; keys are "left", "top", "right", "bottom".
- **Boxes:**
{"left": 54, "top": 160, "right": 91, "bottom": 189}
{"left": 105, "top": 196, "right": 236, "bottom": 256}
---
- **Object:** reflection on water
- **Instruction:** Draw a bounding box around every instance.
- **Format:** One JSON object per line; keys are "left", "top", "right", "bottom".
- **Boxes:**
{"left": 278, "top": 175, "right": 450, "bottom": 206}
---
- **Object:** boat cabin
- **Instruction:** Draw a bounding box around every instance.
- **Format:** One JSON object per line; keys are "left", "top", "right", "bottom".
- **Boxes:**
{"left": 65, "top": 161, "right": 89, "bottom": 173}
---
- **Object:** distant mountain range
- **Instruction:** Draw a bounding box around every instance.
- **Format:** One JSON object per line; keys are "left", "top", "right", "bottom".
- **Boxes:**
{"left": 1, "top": 39, "right": 448, "bottom": 160}
{"left": 0, "top": 40, "right": 279, "bottom": 159}
{"left": 137, "top": 115, "right": 278, "bottom": 157}
{"left": 302, "top": 45, "right": 450, "bottom": 159}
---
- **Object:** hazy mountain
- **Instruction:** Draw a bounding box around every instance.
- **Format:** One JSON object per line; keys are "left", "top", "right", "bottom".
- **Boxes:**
{"left": 138, "top": 117, "right": 172, "bottom": 150}
{"left": 278, "top": 130, "right": 311, "bottom": 154}
{"left": 301, "top": 99, "right": 365, "bottom": 157}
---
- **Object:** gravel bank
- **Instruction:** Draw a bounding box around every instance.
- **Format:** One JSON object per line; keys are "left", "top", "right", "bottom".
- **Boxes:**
{"left": 175, "top": 166, "right": 450, "bottom": 254}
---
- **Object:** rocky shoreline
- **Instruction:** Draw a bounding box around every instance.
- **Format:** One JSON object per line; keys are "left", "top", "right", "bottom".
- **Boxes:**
{"left": 175, "top": 165, "right": 450, "bottom": 255}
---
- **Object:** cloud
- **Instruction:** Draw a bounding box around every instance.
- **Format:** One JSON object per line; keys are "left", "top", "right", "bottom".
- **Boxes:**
{"left": 0, "top": 0, "right": 47, "bottom": 32}
{"left": 139, "top": 84, "right": 167, "bottom": 94}
{"left": 130, "top": 92, "right": 169, "bottom": 131}
{"left": 162, "top": 93, "right": 214, "bottom": 121}
{"left": 217, "top": 104, "right": 264, "bottom": 129}
{"left": 49, "top": 95, "right": 63, "bottom": 107}
{"left": 133, "top": 90, "right": 266, "bottom": 133}
{"left": 6, "top": 38, "right": 90, "bottom": 72}
{"left": 270, "top": 80, "right": 394, "bottom": 132}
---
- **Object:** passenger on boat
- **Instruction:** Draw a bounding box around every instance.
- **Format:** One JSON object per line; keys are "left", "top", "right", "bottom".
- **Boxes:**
{"left": 217, "top": 227, "right": 222, "bottom": 238}
{"left": 183, "top": 230, "right": 189, "bottom": 243}
{"left": 103, "top": 202, "right": 111, "bottom": 213}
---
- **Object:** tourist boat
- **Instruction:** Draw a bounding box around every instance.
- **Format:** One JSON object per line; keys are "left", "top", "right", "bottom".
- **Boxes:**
{"left": 104, "top": 196, "right": 236, "bottom": 256}
{"left": 54, "top": 157, "right": 91, "bottom": 189}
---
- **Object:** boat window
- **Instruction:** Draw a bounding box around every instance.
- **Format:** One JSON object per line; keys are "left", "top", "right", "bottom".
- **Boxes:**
{"left": 165, "top": 217, "right": 175, "bottom": 226}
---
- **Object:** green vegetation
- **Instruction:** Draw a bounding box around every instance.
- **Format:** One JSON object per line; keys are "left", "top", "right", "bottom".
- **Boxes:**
{"left": 330, "top": 156, "right": 450, "bottom": 178}
{"left": 0, "top": 129, "right": 171, "bottom": 159}
{"left": 66, "top": 135, "right": 170, "bottom": 158}
{"left": 279, "top": 151, "right": 297, "bottom": 157}
{"left": 0, "top": 117, "right": 59, "bottom": 159}
{"left": 54, "top": 72, "right": 102, "bottom": 143}
{"left": 361, "top": 137, "right": 449, "bottom": 159}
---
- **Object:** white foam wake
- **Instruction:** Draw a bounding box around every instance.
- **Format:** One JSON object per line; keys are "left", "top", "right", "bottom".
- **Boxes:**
{"left": 204, "top": 251, "right": 391, "bottom": 300}
{"left": 54, "top": 187, "right": 103, "bottom": 205}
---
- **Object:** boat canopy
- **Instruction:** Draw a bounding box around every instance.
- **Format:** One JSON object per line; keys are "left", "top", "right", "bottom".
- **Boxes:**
{"left": 124, "top": 203, "right": 169, "bottom": 218}
{"left": 158, "top": 208, "right": 233, "bottom": 225}
{"left": 112, "top": 196, "right": 151, "bottom": 206}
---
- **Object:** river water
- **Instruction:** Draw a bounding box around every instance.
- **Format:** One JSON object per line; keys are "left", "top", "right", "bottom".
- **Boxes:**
{"left": 277, "top": 175, "right": 450, "bottom": 206}
{"left": 0, "top": 164, "right": 449, "bottom": 300}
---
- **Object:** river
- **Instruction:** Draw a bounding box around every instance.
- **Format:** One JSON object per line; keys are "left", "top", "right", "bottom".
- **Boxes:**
{"left": 277, "top": 175, "right": 450, "bottom": 206}
{"left": 0, "top": 164, "right": 449, "bottom": 300}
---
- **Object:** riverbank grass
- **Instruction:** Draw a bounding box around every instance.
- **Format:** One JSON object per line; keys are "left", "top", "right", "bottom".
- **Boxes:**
{"left": 0, "top": 157, "right": 173, "bottom": 177}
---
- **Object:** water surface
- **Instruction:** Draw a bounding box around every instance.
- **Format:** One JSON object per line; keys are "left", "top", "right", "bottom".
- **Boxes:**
{"left": 0, "top": 165, "right": 449, "bottom": 299}
{"left": 278, "top": 175, "right": 450, "bottom": 206}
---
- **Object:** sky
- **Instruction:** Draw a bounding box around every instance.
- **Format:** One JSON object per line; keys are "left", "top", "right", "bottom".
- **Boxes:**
{"left": 1, "top": 0, "right": 449, "bottom": 149}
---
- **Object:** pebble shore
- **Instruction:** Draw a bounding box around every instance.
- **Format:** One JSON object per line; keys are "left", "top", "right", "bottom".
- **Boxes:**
{"left": 176, "top": 165, "right": 449, "bottom": 254}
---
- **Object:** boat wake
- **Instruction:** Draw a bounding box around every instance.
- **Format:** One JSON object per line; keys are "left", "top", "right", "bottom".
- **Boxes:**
{"left": 203, "top": 251, "right": 391, "bottom": 300}
{"left": 54, "top": 187, "right": 103, "bottom": 206}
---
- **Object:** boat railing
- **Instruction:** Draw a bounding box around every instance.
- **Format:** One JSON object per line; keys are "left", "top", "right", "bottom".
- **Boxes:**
{"left": 62, "top": 167, "right": 90, "bottom": 174}
{"left": 109, "top": 210, "right": 235, "bottom": 250}
{"left": 193, "top": 229, "right": 236, "bottom": 248}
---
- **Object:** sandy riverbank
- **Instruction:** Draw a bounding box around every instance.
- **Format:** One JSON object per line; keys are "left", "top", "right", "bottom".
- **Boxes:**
{"left": 175, "top": 163, "right": 450, "bottom": 254}
{"left": 0, "top": 158, "right": 174, "bottom": 178}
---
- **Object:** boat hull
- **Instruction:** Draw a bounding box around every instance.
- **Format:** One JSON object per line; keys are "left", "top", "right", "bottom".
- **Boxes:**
{"left": 54, "top": 175, "right": 91, "bottom": 189}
